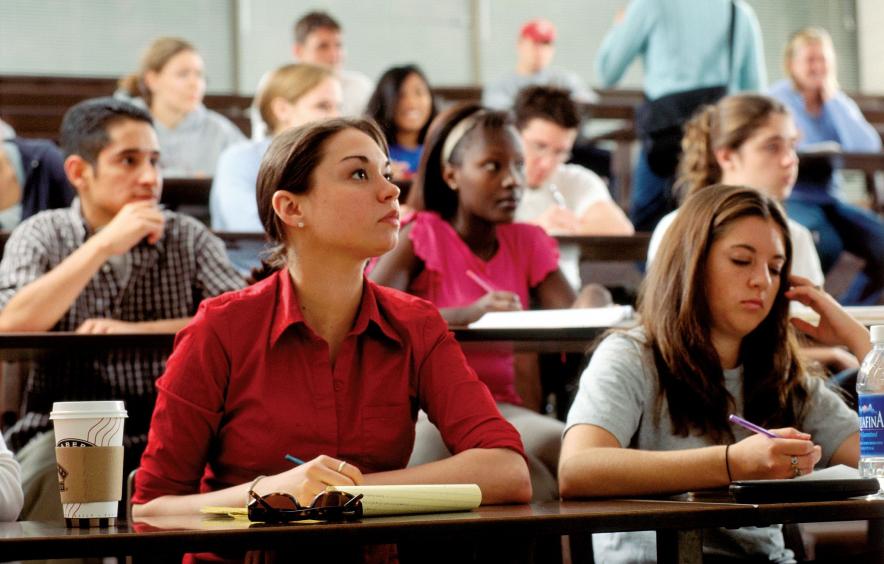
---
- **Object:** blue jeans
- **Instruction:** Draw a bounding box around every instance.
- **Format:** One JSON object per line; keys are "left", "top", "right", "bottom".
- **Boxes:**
{"left": 786, "top": 198, "right": 884, "bottom": 304}
{"left": 630, "top": 148, "right": 677, "bottom": 233}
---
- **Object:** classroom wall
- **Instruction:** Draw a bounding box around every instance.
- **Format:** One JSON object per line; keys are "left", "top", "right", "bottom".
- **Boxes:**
{"left": 0, "top": 0, "right": 866, "bottom": 94}
{"left": 857, "top": 0, "right": 884, "bottom": 94}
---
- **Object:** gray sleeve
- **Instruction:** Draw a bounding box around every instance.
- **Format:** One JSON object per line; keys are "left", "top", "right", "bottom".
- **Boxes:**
{"left": 564, "top": 332, "right": 652, "bottom": 447}
{"left": 0, "top": 218, "right": 53, "bottom": 308}
{"left": 800, "top": 375, "right": 859, "bottom": 467}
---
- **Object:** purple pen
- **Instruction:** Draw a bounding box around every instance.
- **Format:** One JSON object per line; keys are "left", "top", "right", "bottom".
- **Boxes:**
{"left": 728, "top": 414, "right": 779, "bottom": 438}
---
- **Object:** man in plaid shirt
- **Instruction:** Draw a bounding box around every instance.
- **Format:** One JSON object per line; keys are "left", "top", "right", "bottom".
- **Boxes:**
{"left": 0, "top": 98, "right": 246, "bottom": 520}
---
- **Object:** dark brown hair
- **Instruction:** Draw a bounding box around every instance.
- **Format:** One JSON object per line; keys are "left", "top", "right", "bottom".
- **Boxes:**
{"left": 365, "top": 64, "right": 438, "bottom": 147}
{"left": 255, "top": 117, "right": 388, "bottom": 267}
{"left": 513, "top": 85, "right": 581, "bottom": 130}
{"left": 293, "top": 11, "right": 341, "bottom": 44}
{"left": 640, "top": 184, "right": 809, "bottom": 442}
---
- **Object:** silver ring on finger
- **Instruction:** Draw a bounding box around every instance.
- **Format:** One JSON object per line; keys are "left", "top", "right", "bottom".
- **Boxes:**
{"left": 337, "top": 461, "right": 347, "bottom": 473}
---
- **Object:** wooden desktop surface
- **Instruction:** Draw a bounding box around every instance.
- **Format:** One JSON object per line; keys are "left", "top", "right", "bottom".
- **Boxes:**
{"left": 1, "top": 498, "right": 881, "bottom": 561}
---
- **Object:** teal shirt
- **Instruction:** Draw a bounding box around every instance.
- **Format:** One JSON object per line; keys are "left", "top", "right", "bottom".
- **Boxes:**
{"left": 595, "top": 0, "right": 767, "bottom": 100}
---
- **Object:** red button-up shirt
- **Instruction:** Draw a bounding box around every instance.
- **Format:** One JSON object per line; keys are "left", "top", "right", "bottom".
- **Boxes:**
{"left": 134, "top": 269, "right": 524, "bottom": 504}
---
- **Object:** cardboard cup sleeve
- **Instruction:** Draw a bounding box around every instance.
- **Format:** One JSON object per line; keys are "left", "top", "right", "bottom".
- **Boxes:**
{"left": 55, "top": 446, "right": 124, "bottom": 503}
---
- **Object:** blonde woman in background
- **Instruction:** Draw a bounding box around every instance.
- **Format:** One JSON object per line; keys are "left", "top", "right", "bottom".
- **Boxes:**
{"left": 769, "top": 27, "right": 884, "bottom": 305}
{"left": 117, "top": 37, "right": 245, "bottom": 176}
{"left": 211, "top": 63, "right": 340, "bottom": 232}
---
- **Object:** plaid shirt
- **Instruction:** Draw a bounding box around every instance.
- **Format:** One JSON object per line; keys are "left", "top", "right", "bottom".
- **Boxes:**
{"left": 0, "top": 199, "right": 246, "bottom": 451}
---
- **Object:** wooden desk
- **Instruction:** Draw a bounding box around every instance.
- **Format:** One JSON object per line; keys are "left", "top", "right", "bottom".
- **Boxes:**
{"left": 555, "top": 233, "right": 651, "bottom": 262}
{"left": 0, "top": 324, "right": 615, "bottom": 359}
{"left": 1, "top": 498, "right": 881, "bottom": 562}
{"left": 453, "top": 325, "right": 619, "bottom": 353}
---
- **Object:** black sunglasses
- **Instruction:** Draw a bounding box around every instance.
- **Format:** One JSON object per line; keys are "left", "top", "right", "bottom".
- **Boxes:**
{"left": 247, "top": 489, "right": 364, "bottom": 523}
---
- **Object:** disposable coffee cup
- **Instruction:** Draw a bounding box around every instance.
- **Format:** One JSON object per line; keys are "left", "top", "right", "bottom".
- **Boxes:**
{"left": 49, "top": 401, "right": 127, "bottom": 527}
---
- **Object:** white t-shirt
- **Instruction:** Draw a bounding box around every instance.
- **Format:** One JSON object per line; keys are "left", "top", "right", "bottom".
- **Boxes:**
{"left": 515, "top": 163, "right": 612, "bottom": 289}
{"left": 648, "top": 210, "right": 825, "bottom": 287}
{"left": 249, "top": 68, "right": 374, "bottom": 141}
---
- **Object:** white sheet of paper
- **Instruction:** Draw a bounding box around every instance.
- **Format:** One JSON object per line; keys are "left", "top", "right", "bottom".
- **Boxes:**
{"left": 468, "top": 305, "right": 634, "bottom": 329}
{"left": 794, "top": 464, "right": 861, "bottom": 481}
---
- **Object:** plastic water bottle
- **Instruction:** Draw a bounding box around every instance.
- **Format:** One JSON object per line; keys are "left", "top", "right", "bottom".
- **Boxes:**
{"left": 858, "top": 325, "right": 884, "bottom": 487}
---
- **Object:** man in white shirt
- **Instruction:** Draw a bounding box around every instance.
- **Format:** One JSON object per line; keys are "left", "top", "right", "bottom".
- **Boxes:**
{"left": 250, "top": 11, "right": 373, "bottom": 140}
{"left": 484, "top": 19, "right": 597, "bottom": 111}
{"left": 513, "top": 86, "right": 633, "bottom": 289}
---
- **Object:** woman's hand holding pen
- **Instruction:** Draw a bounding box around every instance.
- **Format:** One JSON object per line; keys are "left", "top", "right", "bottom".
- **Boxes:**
{"left": 786, "top": 275, "right": 871, "bottom": 359}
{"left": 261, "top": 455, "right": 364, "bottom": 507}
{"left": 464, "top": 291, "right": 523, "bottom": 323}
{"left": 728, "top": 427, "right": 821, "bottom": 480}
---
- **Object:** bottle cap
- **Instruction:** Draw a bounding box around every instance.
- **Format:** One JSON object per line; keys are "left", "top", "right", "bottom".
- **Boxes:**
{"left": 872, "top": 325, "right": 884, "bottom": 344}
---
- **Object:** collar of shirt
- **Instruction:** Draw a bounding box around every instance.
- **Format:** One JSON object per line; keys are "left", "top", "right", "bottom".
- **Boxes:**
{"left": 268, "top": 269, "right": 402, "bottom": 348}
{"left": 67, "top": 197, "right": 167, "bottom": 254}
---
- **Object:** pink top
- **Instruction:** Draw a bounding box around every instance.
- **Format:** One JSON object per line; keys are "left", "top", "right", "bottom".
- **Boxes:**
{"left": 407, "top": 211, "right": 559, "bottom": 404}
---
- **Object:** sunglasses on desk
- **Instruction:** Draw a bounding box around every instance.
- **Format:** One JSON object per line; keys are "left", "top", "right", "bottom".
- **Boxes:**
{"left": 247, "top": 489, "right": 364, "bottom": 523}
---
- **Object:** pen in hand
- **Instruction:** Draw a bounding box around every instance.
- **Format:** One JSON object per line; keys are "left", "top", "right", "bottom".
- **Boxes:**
{"left": 728, "top": 414, "right": 779, "bottom": 438}
{"left": 284, "top": 454, "right": 306, "bottom": 466}
{"left": 466, "top": 269, "right": 496, "bottom": 294}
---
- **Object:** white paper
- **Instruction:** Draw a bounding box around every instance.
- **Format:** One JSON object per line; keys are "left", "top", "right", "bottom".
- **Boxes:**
{"left": 794, "top": 464, "right": 862, "bottom": 481}
{"left": 468, "top": 305, "right": 634, "bottom": 330}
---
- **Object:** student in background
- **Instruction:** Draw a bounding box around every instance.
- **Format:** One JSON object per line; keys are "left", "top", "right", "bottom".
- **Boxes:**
{"left": 133, "top": 119, "right": 530, "bottom": 561}
{"left": 649, "top": 94, "right": 861, "bottom": 373}
{"left": 560, "top": 185, "right": 863, "bottom": 563}
{"left": 370, "top": 104, "right": 582, "bottom": 501}
{"left": 0, "top": 435, "right": 22, "bottom": 522}
{"left": 769, "top": 27, "right": 884, "bottom": 305}
{"left": 250, "top": 11, "right": 374, "bottom": 140}
{"left": 117, "top": 37, "right": 245, "bottom": 176}
{"left": 0, "top": 98, "right": 245, "bottom": 521}
{"left": 0, "top": 137, "right": 75, "bottom": 230}
{"left": 596, "top": 0, "right": 766, "bottom": 232}
{"left": 483, "top": 18, "right": 596, "bottom": 111}
{"left": 211, "top": 63, "right": 340, "bottom": 233}
{"left": 513, "top": 86, "right": 633, "bottom": 290}
{"left": 365, "top": 64, "right": 437, "bottom": 181}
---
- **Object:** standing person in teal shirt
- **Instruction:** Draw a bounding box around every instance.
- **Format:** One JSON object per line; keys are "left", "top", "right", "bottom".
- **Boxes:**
{"left": 595, "top": 0, "right": 766, "bottom": 232}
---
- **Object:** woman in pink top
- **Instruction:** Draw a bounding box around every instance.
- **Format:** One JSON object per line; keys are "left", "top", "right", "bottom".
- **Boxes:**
{"left": 371, "top": 104, "right": 576, "bottom": 500}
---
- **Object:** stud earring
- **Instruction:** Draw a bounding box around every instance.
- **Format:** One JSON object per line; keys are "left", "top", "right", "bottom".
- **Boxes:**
{"left": 297, "top": 221, "right": 305, "bottom": 228}
{"left": 448, "top": 183, "right": 458, "bottom": 191}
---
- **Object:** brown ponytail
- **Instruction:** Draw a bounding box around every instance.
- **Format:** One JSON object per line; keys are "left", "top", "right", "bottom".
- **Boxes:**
{"left": 675, "top": 105, "right": 720, "bottom": 201}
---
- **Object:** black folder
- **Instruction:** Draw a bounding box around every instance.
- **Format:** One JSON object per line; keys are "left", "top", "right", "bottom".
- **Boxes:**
{"left": 729, "top": 477, "right": 880, "bottom": 503}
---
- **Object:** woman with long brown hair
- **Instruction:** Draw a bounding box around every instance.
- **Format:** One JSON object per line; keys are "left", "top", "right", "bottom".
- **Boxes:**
{"left": 560, "top": 185, "right": 868, "bottom": 563}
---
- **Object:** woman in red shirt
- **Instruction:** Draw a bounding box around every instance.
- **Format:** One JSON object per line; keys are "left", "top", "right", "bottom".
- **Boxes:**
{"left": 132, "top": 118, "right": 531, "bottom": 520}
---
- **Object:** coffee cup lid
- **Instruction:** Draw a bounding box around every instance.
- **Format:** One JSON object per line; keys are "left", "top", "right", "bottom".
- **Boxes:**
{"left": 50, "top": 401, "right": 127, "bottom": 420}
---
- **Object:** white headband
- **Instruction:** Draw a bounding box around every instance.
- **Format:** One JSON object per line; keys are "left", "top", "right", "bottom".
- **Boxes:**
{"left": 440, "top": 110, "right": 486, "bottom": 167}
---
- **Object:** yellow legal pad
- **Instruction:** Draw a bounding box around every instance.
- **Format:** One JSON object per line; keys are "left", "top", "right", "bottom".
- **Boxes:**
{"left": 200, "top": 483, "right": 482, "bottom": 519}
